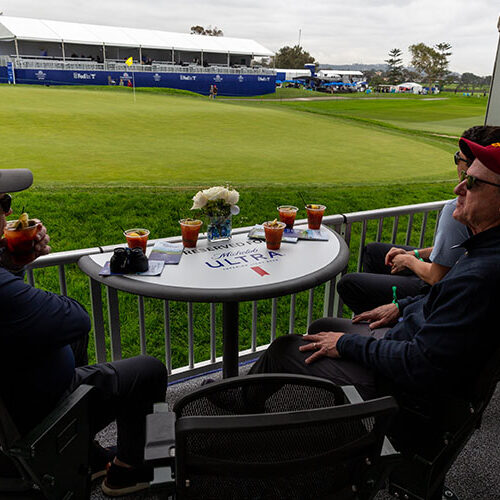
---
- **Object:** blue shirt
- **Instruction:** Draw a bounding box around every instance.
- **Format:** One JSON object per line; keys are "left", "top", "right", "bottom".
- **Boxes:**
{"left": 429, "top": 198, "right": 470, "bottom": 267}
{"left": 337, "top": 224, "right": 500, "bottom": 397}
{"left": 0, "top": 268, "right": 90, "bottom": 432}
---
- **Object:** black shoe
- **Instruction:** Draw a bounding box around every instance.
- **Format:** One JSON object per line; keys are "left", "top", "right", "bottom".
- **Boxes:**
{"left": 101, "top": 462, "right": 152, "bottom": 497}
{"left": 90, "top": 441, "right": 117, "bottom": 481}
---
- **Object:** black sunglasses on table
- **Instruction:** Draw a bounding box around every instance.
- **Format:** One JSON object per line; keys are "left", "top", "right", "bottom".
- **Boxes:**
{"left": 454, "top": 151, "right": 473, "bottom": 167}
{"left": 460, "top": 171, "right": 500, "bottom": 190}
{"left": 0, "top": 194, "right": 12, "bottom": 214}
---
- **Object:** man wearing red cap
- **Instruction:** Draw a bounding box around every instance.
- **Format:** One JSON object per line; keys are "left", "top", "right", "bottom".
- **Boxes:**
{"left": 250, "top": 138, "right": 500, "bottom": 402}
{"left": 0, "top": 169, "right": 168, "bottom": 496}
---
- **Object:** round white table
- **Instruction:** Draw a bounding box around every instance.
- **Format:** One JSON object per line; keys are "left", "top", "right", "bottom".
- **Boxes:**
{"left": 78, "top": 224, "right": 349, "bottom": 377}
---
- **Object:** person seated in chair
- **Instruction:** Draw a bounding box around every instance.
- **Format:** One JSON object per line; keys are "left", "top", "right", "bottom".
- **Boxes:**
{"left": 250, "top": 138, "right": 500, "bottom": 404}
{"left": 0, "top": 169, "right": 168, "bottom": 497}
{"left": 337, "top": 125, "right": 500, "bottom": 314}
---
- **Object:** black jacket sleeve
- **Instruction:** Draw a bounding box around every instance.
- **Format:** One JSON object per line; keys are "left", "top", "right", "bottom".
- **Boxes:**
{"left": 0, "top": 269, "right": 90, "bottom": 349}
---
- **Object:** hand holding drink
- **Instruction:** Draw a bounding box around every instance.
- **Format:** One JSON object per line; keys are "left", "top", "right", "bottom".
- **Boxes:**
{"left": 2, "top": 211, "right": 49, "bottom": 267}
{"left": 263, "top": 219, "right": 286, "bottom": 250}
{"left": 124, "top": 228, "right": 150, "bottom": 254}
{"left": 179, "top": 219, "right": 203, "bottom": 248}
{"left": 277, "top": 205, "right": 298, "bottom": 229}
{"left": 306, "top": 204, "right": 326, "bottom": 230}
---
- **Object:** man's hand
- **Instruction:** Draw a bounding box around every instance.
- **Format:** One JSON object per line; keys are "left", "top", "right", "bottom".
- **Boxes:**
{"left": 352, "top": 303, "right": 400, "bottom": 329}
{"left": 32, "top": 221, "right": 51, "bottom": 258}
{"left": 384, "top": 247, "right": 407, "bottom": 266}
{"left": 299, "top": 331, "right": 344, "bottom": 364}
{"left": 390, "top": 253, "right": 413, "bottom": 274}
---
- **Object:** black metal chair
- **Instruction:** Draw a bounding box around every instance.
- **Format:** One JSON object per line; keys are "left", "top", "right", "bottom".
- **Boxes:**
{"left": 0, "top": 384, "right": 95, "bottom": 500}
{"left": 387, "top": 344, "right": 500, "bottom": 500}
{"left": 145, "top": 374, "right": 399, "bottom": 500}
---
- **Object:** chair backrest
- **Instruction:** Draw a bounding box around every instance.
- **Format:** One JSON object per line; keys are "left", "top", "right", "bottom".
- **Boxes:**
{"left": 173, "top": 374, "right": 398, "bottom": 500}
{"left": 0, "top": 384, "right": 94, "bottom": 500}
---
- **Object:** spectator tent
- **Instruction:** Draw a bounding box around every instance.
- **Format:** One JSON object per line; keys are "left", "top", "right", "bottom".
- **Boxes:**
{"left": 0, "top": 16, "right": 275, "bottom": 96}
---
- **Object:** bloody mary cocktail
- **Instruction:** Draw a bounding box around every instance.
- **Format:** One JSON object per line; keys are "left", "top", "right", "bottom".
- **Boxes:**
{"left": 277, "top": 205, "right": 299, "bottom": 229}
{"left": 263, "top": 220, "right": 286, "bottom": 250}
{"left": 124, "top": 228, "right": 150, "bottom": 254}
{"left": 179, "top": 219, "right": 203, "bottom": 248}
{"left": 4, "top": 219, "right": 38, "bottom": 254}
{"left": 305, "top": 204, "right": 326, "bottom": 230}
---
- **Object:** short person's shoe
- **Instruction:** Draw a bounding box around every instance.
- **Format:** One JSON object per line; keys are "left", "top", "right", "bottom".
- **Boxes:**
{"left": 101, "top": 462, "right": 152, "bottom": 497}
{"left": 90, "top": 441, "right": 117, "bottom": 481}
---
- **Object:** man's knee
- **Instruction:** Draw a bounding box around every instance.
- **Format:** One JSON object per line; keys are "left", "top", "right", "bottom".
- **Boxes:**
{"left": 266, "top": 334, "right": 302, "bottom": 358}
{"left": 337, "top": 272, "right": 363, "bottom": 300}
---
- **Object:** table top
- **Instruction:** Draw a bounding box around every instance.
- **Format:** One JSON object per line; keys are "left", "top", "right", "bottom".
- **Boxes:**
{"left": 78, "top": 224, "right": 349, "bottom": 303}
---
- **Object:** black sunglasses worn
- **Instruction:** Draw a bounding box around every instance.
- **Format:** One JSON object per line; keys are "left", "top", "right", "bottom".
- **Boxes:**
{"left": 454, "top": 151, "right": 473, "bottom": 167}
{"left": 460, "top": 171, "right": 500, "bottom": 190}
{"left": 0, "top": 194, "right": 12, "bottom": 213}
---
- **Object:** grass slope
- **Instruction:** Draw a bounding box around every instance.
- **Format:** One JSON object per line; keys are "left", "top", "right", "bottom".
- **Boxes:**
{"left": 0, "top": 85, "right": 467, "bottom": 187}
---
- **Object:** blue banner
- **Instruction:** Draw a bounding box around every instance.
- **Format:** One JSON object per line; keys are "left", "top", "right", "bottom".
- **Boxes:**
{"left": 6, "top": 62, "right": 15, "bottom": 84}
{"left": 0, "top": 67, "right": 276, "bottom": 96}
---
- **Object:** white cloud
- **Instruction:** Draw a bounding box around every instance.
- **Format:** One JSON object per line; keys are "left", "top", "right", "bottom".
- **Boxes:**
{"left": 1, "top": 0, "right": 498, "bottom": 74}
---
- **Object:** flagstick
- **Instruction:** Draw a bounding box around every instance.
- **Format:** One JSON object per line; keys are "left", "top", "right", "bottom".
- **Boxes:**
{"left": 132, "top": 70, "right": 136, "bottom": 104}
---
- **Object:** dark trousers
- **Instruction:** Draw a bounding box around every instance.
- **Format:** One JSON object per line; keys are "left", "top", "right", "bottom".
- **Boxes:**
{"left": 337, "top": 242, "right": 429, "bottom": 314}
{"left": 249, "top": 317, "right": 388, "bottom": 400}
{"left": 65, "top": 355, "right": 168, "bottom": 466}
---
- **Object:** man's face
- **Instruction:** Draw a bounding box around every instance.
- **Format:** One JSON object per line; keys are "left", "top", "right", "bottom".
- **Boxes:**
{"left": 453, "top": 159, "right": 500, "bottom": 234}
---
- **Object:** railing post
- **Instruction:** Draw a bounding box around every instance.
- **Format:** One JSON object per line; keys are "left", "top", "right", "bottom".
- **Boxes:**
{"left": 106, "top": 287, "right": 122, "bottom": 361}
{"left": 89, "top": 277, "right": 107, "bottom": 363}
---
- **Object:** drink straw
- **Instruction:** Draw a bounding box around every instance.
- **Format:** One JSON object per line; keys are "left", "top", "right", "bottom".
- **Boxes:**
{"left": 297, "top": 192, "right": 308, "bottom": 207}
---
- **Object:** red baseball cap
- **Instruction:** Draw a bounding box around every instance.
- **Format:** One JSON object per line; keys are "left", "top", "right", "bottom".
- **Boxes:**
{"left": 459, "top": 138, "right": 500, "bottom": 175}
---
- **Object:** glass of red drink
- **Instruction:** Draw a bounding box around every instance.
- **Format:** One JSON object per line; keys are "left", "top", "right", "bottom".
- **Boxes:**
{"left": 277, "top": 205, "right": 299, "bottom": 229}
{"left": 4, "top": 220, "right": 39, "bottom": 254}
{"left": 263, "top": 220, "right": 286, "bottom": 250}
{"left": 179, "top": 219, "right": 203, "bottom": 248}
{"left": 305, "top": 204, "right": 326, "bottom": 230}
{"left": 124, "top": 228, "right": 150, "bottom": 254}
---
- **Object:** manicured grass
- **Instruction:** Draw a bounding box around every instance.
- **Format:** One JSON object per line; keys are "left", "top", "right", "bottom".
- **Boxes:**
{"left": 269, "top": 92, "right": 487, "bottom": 136}
{"left": 0, "top": 85, "right": 472, "bottom": 187}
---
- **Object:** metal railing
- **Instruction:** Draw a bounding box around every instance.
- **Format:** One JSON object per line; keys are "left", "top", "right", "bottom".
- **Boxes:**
{"left": 6, "top": 57, "right": 275, "bottom": 76}
{"left": 26, "top": 200, "right": 448, "bottom": 381}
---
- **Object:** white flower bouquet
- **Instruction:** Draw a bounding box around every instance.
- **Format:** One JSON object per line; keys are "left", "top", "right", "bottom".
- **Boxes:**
{"left": 191, "top": 186, "right": 240, "bottom": 218}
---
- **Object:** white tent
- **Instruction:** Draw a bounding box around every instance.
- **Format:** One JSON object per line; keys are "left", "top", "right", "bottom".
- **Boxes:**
{"left": 397, "top": 82, "right": 423, "bottom": 94}
{"left": 0, "top": 16, "right": 273, "bottom": 56}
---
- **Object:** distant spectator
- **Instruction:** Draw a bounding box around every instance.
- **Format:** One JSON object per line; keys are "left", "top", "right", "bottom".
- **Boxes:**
{"left": 127, "top": 80, "right": 133, "bottom": 88}
{"left": 40, "top": 48, "right": 48, "bottom": 57}
{"left": 209, "top": 84, "right": 214, "bottom": 99}
{"left": 213, "top": 84, "right": 218, "bottom": 99}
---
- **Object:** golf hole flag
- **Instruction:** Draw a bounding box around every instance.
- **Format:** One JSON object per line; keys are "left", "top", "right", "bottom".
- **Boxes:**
{"left": 125, "top": 57, "right": 133, "bottom": 66}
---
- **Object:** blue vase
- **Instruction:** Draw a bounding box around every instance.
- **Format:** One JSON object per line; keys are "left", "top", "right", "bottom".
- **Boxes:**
{"left": 207, "top": 215, "right": 232, "bottom": 242}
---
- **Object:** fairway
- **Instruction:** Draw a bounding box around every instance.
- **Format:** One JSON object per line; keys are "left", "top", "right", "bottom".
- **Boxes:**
{"left": 277, "top": 94, "right": 487, "bottom": 136}
{"left": 0, "top": 85, "right": 468, "bottom": 187}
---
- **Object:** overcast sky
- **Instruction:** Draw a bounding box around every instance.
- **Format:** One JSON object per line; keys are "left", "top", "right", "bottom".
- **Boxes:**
{"left": 1, "top": 0, "right": 498, "bottom": 75}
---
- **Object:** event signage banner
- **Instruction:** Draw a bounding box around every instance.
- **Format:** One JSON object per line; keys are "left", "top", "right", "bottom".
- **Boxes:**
{"left": 6, "top": 62, "right": 15, "bottom": 84}
{"left": 0, "top": 67, "right": 275, "bottom": 96}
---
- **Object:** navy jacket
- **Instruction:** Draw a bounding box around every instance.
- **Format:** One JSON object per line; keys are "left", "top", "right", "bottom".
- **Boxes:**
{"left": 0, "top": 267, "right": 90, "bottom": 432}
{"left": 337, "top": 225, "right": 500, "bottom": 396}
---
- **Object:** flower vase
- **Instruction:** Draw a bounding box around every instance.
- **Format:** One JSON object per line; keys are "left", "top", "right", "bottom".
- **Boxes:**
{"left": 207, "top": 215, "right": 232, "bottom": 243}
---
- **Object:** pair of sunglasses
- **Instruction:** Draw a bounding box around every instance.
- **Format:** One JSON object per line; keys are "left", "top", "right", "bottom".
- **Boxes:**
{"left": 459, "top": 171, "right": 500, "bottom": 190}
{"left": 454, "top": 151, "right": 473, "bottom": 167}
{"left": 0, "top": 194, "right": 12, "bottom": 213}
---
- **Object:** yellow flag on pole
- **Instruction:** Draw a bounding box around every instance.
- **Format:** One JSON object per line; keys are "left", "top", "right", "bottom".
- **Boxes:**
{"left": 125, "top": 57, "right": 133, "bottom": 66}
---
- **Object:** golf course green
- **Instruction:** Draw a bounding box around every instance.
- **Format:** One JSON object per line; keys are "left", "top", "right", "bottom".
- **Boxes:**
{"left": 0, "top": 85, "right": 484, "bottom": 187}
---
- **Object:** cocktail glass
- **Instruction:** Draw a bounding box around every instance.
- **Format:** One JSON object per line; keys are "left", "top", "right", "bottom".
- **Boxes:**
{"left": 179, "top": 219, "right": 203, "bottom": 248}
{"left": 124, "top": 228, "right": 150, "bottom": 254}
{"left": 3, "top": 220, "right": 39, "bottom": 255}
{"left": 277, "top": 205, "right": 299, "bottom": 229}
{"left": 263, "top": 221, "right": 286, "bottom": 250}
{"left": 305, "top": 205, "right": 326, "bottom": 230}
